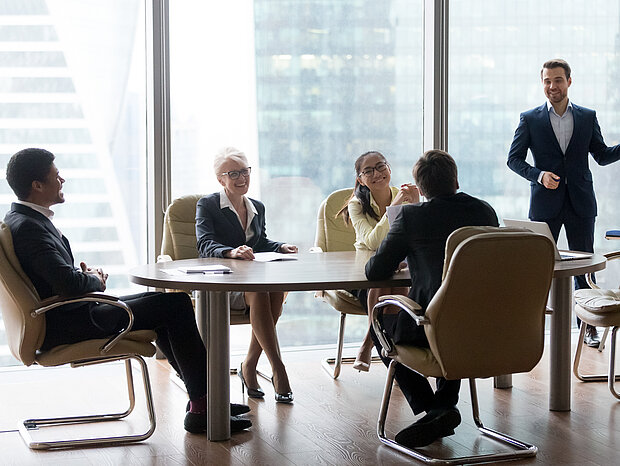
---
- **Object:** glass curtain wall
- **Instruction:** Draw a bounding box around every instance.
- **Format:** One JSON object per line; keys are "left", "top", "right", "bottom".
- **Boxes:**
{"left": 449, "top": 0, "right": 620, "bottom": 278}
{"left": 169, "top": 1, "right": 424, "bottom": 351}
{"left": 0, "top": 0, "right": 147, "bottom": 365}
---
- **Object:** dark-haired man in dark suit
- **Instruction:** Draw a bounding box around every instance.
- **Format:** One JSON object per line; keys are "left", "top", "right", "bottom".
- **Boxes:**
{"left": 508, "top": 58, "right": 620, "bottom": 347}
{"left": 366, "top": 149, "right": 499, "bottom": 448}
{"left": 3, "top": 147, "right": 251, "bottom": 433}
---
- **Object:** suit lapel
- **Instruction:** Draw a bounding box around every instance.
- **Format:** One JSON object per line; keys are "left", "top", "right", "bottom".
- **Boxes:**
{"left": 12, "top": 203, "right": 73, "bottom": 260}
{"left": 220, "top": 207, "right": 246, "bottom": 244}
{"left": 538, "top": 103, "right": 564, "bottom": 155}
{"left": 565, "top": 103, "right": 580, "bottom": 155}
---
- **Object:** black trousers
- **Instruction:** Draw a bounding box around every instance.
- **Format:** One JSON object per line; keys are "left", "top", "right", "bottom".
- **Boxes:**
{"left": 42, "top": 291, "right": 207, "bottom": 400}
{"left": 370, "top": 310, "right": 460, "bottom": 415}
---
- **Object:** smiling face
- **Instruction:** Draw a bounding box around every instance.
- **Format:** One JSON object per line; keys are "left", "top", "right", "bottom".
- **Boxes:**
{"left": 34, "top": 163, "right": 65, "bottom": 207}
{"left": 357, "top": 152, "right": 391, "bottom": 194}
{"left": 217, "top": 158, "right": 251, "bottom": 198}
{"left": 542, "top": 66, "right": 571, "bottom": 105}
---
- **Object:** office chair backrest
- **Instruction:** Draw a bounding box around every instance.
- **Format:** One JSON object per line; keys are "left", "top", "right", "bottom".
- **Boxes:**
{"left": 161, "top": 194, "right": 204, "bottom": 260}
{"left": 0, "top": 222, "right": 45, "bottom": 365}
{"left": 315, "top": 188, "right": 356, "bottom": 252}
{"left": 426, "top": 227, "right": 555, "bottom": 380}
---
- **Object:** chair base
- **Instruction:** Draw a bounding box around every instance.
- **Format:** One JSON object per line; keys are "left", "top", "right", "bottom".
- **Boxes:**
{"left": 321, "top": 312, "right": 381, "bottom": 379}
{"left": 573, "top": 324, "right": 620, "bottom": 399}
{"left": 19, "top": 355, "right": 156, "bottom": 450}
{"left": 377, "top": 360, "right": 537, "bottom": 465}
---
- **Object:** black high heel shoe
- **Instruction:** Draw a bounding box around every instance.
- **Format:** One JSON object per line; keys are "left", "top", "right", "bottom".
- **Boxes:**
{"left": 272, "top": 377, "right": 293, "bottom": 403}
{"left": 238, "top": 362, "right": 265, "bottom": 398}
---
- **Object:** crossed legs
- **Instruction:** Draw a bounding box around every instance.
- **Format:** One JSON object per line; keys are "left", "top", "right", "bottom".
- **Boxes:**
{"left": 241, "top": 291, "right": 291, "bottom": 394}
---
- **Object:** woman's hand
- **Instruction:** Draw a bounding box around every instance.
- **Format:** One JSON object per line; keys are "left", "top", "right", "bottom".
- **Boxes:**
{"left": 392, "top": 183, "right": 420, "bottom": 205}
{"left": 280, "top": 244, "right": 298, "bottom": 254}
{"left": 226, "top": 245, "right": 255, "bottom": 260}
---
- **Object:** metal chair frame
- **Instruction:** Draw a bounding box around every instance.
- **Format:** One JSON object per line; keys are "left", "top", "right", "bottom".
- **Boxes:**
{"left": 373, "top": 297, "right": 539, "bottom": 464}
{"left": 19, "top": 354, "right": 156, "bottom": 450}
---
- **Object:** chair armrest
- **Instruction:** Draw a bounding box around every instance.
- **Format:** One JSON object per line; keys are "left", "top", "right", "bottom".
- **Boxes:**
{"left": 32, "top": 292, "right": 134, "bottom": 354}
{"left": 371, "top": 294, "right": 425, "bottom": 357}
{"left": 586, "top": 250, "right": 620, "bottom": 289}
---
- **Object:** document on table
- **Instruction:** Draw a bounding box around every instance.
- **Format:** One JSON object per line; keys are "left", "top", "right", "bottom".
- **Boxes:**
{"left": 252, "top": 252, "right": 298, "bottom": 262}
{"left": 179, "top": 264, "right": 232, "bottom": 273}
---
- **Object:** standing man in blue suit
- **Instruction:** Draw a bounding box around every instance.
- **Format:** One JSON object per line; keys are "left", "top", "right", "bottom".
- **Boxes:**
{"left": 508, "top": 58, "right": 620, "bottom": 347}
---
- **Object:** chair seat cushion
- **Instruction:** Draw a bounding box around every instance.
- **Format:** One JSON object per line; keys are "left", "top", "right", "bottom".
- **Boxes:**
{"left": 392, "top": 344, "right": 444, "bottom": 378}
{"left": 315, "top": 289, "right": 366, "bottom": 315}
{"left": 575, "top": 289, "right": 620, "bottom": 313}
{"left": 35, "top": 330, "right": 157, "bottom": 367}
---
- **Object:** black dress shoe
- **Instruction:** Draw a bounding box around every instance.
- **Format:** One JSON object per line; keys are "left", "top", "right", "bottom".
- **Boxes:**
{"left": 395, "top": 407, "right": 461, "bottom": 448}
{"left": 185, "top": 401, "right": 251, "bottom": 416}
{"left": 584, "top": 325, "right": 601, "bottom": 348}
{"left": 239, "top": 362, "right": 265, "bottom": 398}
{"left": 184, "top": 412, "right": 252, "bottom": 434}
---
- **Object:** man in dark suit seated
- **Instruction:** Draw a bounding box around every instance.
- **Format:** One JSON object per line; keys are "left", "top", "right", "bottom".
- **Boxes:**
{"left": 365, "top": 149, "right": 499, "bottom": 448}
{"left": 3, "top": 148, "right": 251, "bottom": 434}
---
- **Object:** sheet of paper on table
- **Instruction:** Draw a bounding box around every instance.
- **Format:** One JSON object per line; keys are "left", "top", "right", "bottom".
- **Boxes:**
{"left": 253, "top": 252, "right": 298, "bottom": 262}
{"left": 178, "top": 264, "right": 232, "bottom": 273}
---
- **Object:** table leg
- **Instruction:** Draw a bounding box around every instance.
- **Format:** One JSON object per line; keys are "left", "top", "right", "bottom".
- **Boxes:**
{"left": 196, "top": 290, "right": 231, "bottom": 441}
{"left": 549, "top": 276, "right": 573, "bottom": 411}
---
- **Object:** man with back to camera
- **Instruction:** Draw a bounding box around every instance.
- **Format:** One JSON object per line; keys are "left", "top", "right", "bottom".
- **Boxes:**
{"left": 3, "top": 147, "right": 252, "bottom": 434}
{"left": 507, "top": 58, "right": 620, "bottom": 347}
{"left": 365, "top": 149, "right": 499, "bottom": 448}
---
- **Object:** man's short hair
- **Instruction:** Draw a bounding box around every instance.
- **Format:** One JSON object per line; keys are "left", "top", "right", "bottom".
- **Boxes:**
{"left": 413, "top": 149, "right": 458, "bottom": 199}
{"left": 541, "top": 59, "right": 571, "bottom": 80}
{"left": 6, "top": 148, "right": 55, "bottom": 200}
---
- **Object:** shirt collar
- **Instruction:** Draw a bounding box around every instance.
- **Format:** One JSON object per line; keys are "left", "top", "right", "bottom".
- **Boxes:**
{"left": 547, "top": 99, "right": 573, "bottom": 116}
{"left": 15, "top": 200, "right": 55, "bottom": 221}
{"left": 369, "top": 187, "right": 397, "bottom": 214}
{"left": 219, "top": 190, "right": 257, "bottom": 215}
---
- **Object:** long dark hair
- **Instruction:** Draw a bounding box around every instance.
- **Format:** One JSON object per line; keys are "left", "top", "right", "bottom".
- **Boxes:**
{"left": 337, "top": 151, "right": 388, "bottom": 225}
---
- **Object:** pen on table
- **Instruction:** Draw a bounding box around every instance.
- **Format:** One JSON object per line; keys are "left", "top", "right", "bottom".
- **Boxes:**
{"left": 204, "top": 270, "right": 232, "bottom": 274}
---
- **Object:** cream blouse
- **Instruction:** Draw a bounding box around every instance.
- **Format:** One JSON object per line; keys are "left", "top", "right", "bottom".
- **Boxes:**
{"left": 348, "top": 186, "right": 400, "bottom": 251}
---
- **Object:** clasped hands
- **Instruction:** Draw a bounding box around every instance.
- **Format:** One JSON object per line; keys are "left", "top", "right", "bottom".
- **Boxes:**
{"left": 392, "top": 183, "right": 420, "bottom": 206}
{"left": 80, "top": 261, "right": 108, "bottom": 291}
{"left": 226, "top": 243, "right": 298, "bottom": 260}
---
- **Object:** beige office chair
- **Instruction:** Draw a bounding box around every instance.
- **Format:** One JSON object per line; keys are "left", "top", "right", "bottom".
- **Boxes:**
{"left": 371, "top": 226, "right": 555, "bottom": 464}
{"left": 313, "top": 188, "right": 373, "bottom": 379}
{"left": 0, "top": 222, "right": 157, "bottom": 450}
{"left": 572, "top": 250, "right": 620, "bottom": 399}
{"left": 160, "top": 194, "right": 268, "bottom": 379}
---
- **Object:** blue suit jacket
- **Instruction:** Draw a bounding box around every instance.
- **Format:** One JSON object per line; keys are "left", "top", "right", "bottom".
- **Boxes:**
{"left": 507, "top": 102, "right": 620, "bottom": 220}
{"left": 195, "top": 193, "right": 282, "bottom": 258}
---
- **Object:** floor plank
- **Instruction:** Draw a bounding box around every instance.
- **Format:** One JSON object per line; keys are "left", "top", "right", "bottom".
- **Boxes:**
{"left": 1, "top": 332, "right": 619, "bottom": 465}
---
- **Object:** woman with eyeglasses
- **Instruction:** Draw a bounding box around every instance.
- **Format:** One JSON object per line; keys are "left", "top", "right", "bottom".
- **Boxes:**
{"left": 339, "top": 151, "right": 417, "bottom": 372}
{"left": 196, "top": 147, "right": 297, "bottom": 403}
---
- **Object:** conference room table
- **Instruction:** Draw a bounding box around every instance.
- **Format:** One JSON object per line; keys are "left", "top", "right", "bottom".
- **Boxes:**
{"left": 129, "top": 250, "right": 410, "bottom": 441}
{"left": 129, "top": 250, "right": 606, "bottom": 439}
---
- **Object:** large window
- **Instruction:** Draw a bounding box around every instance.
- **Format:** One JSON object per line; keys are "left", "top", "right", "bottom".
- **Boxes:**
{"left": 0, "top": 0, "right": 147, "bottom": 365}
{"left": 169, "top": 1, "right": 424, "bottom": 350}
{"left": 449, "top": 0, "right": 620, "bottom": 266}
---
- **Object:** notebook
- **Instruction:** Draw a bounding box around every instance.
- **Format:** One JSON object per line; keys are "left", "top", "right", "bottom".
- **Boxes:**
{"left": 502, "top": 219, "right": 593, "bottom": 261}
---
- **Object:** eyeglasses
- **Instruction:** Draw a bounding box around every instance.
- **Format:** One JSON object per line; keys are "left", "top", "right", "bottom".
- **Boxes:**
{"left": 358, "top": 162, "right": 389, "bottom": 178}
{"left": 220, "top": 167, "right": 252, "bottom": 179}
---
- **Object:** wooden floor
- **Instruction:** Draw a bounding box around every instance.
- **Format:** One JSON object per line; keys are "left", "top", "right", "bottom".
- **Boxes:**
{"left": 0, "top": 332, "right": 619, "bottom": 465}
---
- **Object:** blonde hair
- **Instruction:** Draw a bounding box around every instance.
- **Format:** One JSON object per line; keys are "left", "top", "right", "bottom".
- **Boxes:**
{"left": 213, "top": 147, "right": 249, "bottom": 177}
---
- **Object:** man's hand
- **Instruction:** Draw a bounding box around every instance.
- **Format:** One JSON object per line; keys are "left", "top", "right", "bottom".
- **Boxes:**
{"left": 392, "top": 183, "right": 420, "bottom": 205}
{"left": 279, "top": 244, "right": 298, "bottom": 254}
{"left": 225, "top": 245, "right": 255, "bottom": 260}
{"left": 541, "top": 171, "right": 560, "bottom": 189}
{"left": 80, "top": 261, "right": 107, "bottom": 291}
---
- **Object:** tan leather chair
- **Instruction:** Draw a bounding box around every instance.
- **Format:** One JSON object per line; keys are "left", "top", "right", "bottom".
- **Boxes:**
{"left": 371, "top": 226, "right": 555, "bottom": 464}
{"left": 0, "top": 222, "right": 156, "bottom": 450}
{"left": 572, "top": 250, "right": 620, "bottom": 399}
{"left": 313, "top": 188, "right": 371, "bottom": 379}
